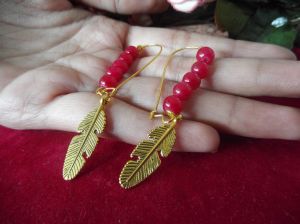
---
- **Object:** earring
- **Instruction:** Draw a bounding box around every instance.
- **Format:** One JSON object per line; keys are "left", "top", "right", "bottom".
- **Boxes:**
{"left": 62, "top": 44, "right": 163, "bottom": 180}
{"left": 119, "top": 46, "right": 215, "bottom": 189}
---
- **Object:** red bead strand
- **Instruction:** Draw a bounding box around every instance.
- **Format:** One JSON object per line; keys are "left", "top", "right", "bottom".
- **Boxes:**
{"left": 196, "top": 47, "right": 215, "bottom": 65}
{"left": 182, "top": 72, "right": 201, "bottom": 90}
{"left": 99, "top": 46, "right": 139, "bottom": 88}
{"left": 163, "top": 46, "right": 215, "bottom": 115}
{"left": 119, "top": 52, "right": 133, "bottom": 65}
{"left": 191, "top": 61, "right": 208, "bottom": 79}
{"left": 163, "top": 96, "right": 183, "bottom": 115}
{"left": 125, "top": 46, "right": 139, "bottom": 59}
{"left": 106, "top": 66, "right": 123, "bottom": 81}
{"left": 173, "top": 82, "right": 192, "bottom": 101}
{"left": 112, "top": 60, "right": 129, "bottom": 73}
{"left": 99, "top": 75, "right": 118, "bottom": 88}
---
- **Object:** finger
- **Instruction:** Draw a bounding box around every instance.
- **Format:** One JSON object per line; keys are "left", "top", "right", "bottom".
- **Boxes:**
{"left": 132, "top": 56, "right": 300, "bottom": 97}
{"left": 127, "top": 26, "right": 296, "bottom": 60}
{"left": 42, "top": 92, "right": 220, "bottom": 152}
{"left": 0, "top": 64, "right": 93, "bottom": 129}
{"left": 115, "top": 77, "right": 300, "bottom": 140}
{"left": 77, "top": 0, "right": 169, "bottom": 14}
{"left": 209, "top": 58, "right": 300, "bottom": 97}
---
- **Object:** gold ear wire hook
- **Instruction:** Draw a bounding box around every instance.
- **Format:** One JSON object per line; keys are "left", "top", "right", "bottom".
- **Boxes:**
{"left": 150, "top": 46, "right": 199, "bottom": 120}
{"left": 110, "top": 44, "right": 163, "bottom": 97}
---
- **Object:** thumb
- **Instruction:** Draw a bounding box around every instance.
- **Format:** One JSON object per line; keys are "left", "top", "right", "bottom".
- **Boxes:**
{"left": 77, "top": 0, "right": 169, "bottom": 14}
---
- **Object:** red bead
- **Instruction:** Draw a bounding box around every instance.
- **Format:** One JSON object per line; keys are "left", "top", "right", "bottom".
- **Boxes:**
{"left": 125, "top": 46, "right": 139, "bottom": 59}
{"left": 163, "top": 95, "right": 183, "bottom": 115}
{"left": 196, "top": 47, "right": 215, "bottom": 65}
{"left": 112, "top": 60, "right": 129, "bottom": 73}
{"left": 173, "top": 82, "right": 192, "bottom": 101}
{"left": 99, "top": 75, "right": 118, "bottom": 88}
{"left": 106, "top": 66, "right": 123, "bottom": 81}
{"left": 191, "top": 62, "right": 209, "bottom": 79}
{"left": 182, "top": 72, "right": 201, "bottom": 90}
{"left": 119, "top": 52, "right": 133, "bottom": 65}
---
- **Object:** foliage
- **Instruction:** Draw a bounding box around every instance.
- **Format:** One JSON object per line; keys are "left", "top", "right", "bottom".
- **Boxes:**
{"left": 215, "top": 0, "right": 300, "bottom": 48}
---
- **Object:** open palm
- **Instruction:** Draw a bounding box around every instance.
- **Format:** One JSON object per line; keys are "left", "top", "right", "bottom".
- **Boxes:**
{"left": 1, "top": 0, "right": 299, "bottom": 153}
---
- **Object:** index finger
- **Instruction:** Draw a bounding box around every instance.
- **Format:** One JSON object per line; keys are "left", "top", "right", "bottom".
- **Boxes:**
{"left": 127, "top": 26, "right": 296, "bottom": 60}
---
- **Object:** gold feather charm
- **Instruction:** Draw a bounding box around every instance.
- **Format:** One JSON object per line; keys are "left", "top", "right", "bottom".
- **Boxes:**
{"left": 63, "top": 89, "right": 109, "bottom": 180}
{"left": 119, "top": 113, "right": 181, "bottom": 189}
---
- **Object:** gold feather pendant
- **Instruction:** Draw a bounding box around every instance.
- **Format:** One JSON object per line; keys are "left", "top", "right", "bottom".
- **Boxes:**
{"left": 119, "top": 113, "right": 181, "bottom": 189}
{"left": 63, "top": 89, "right": 109, "bottom": 180}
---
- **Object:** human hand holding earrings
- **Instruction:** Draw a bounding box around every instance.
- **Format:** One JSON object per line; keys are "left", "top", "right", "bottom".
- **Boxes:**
{"left": 119, "top": 46, "right": 215, "bottom": 189}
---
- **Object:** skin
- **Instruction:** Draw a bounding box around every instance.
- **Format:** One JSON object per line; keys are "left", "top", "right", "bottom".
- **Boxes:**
{"left": 0, "top": 0, "right": 299, "bottom": 153}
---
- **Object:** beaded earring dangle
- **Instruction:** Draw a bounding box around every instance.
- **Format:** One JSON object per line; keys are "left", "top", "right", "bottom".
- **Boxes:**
{"left": 119, "top": 46, "right": 215, "bottom": 189}
{"left": 62, "top": 45, "right": 163, "bottom": 180}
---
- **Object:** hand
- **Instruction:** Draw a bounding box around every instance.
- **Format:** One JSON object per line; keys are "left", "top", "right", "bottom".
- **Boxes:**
{"left": 0, "top": 0, "right": 299, "bottom": 154}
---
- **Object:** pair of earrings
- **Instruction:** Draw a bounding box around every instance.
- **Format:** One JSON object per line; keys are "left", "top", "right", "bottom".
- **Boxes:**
{"left": 62, "top": 44, "right": 215, "bottom": 189}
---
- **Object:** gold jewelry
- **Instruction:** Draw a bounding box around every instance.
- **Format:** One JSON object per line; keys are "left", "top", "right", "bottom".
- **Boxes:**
{"left": 119, "top": 46, "right": 216, "bottom": 188}
{"left": 62, "top": 44, "right": 163, "bottom": 180}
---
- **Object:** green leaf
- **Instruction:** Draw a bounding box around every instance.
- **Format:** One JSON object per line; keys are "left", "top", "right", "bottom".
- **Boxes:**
{"left": 215, "top": 0, "right": 299, "bottom": 48}
{"left": 258, "top": 25, "right": 297, "bottom": 48}
{"left": 237, "top": 8, "right": 283, "bottom": 41}
{"left": 215, "top": 0, "right": 253, "bottom": 37}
